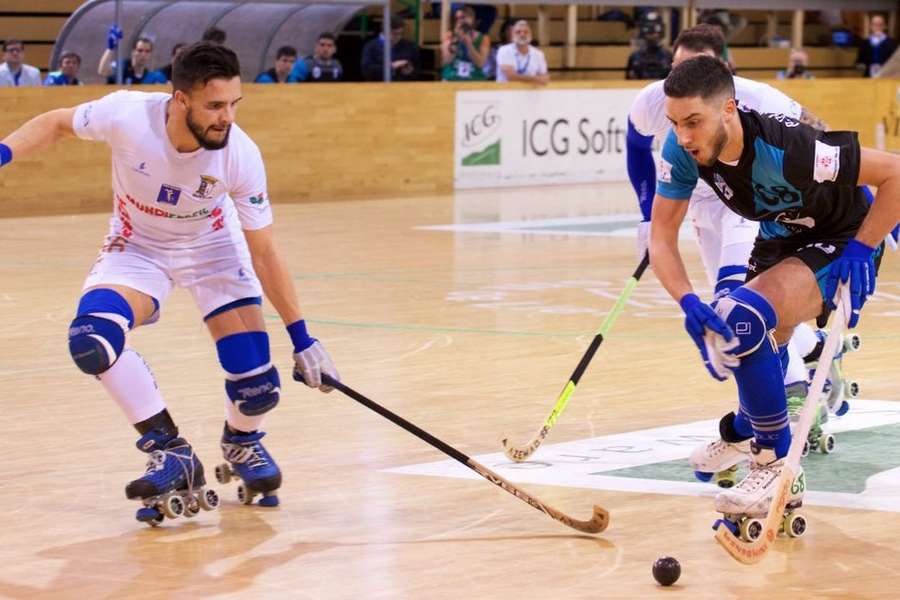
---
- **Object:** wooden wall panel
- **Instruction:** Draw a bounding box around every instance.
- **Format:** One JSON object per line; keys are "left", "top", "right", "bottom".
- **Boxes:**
{"left": 0, "top": 79, "right": 894, "bottom": 218}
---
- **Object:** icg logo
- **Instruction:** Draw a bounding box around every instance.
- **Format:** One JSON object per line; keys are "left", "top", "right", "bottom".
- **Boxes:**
{"left": 461, "top": 104, "right": 501, "bottom": 166}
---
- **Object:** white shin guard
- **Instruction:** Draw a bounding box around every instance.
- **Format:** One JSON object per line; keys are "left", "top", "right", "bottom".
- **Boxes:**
{"left": 98, "top": 348, "right": 167, "bottom": 424}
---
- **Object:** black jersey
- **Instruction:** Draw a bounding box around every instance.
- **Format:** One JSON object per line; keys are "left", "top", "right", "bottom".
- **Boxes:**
{"left": 657, "top": 107, "right": 868, "bottom": 241}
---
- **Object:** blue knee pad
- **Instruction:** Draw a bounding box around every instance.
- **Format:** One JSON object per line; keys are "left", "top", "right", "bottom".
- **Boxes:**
{"left": 712, "top": 286, "right": 777, "bottom": 357}
{"left": 713, "top": 264, "right": 748, "bottom": 301}
{"left": 68, "top": 289, "right": 135, "bottom": 375}
{"left": 217, "top": 331, "right": 279, "bottom": 416}
{"left": 225, "top": 366, "right": 281, "bottom": 416}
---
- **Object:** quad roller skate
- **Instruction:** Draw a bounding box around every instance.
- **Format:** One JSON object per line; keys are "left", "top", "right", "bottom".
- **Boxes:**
{"left": 215, "top": 426, "right": 282, "bottom": 507}
{"left": 690, "top": 412, "right": 751, "bottom": 488}
{"left": 712, "top": 443, "right": 807, "bottom": 542}
{"left": 126, "top": 429, "right": 219, "bottom": 527}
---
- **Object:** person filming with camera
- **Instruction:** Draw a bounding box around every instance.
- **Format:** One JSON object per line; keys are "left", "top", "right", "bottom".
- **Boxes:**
{"left": 441, "top": 5, "right": 491, "bottom": 81}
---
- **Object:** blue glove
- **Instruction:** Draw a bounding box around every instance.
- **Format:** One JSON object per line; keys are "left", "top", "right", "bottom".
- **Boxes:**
{"left": 679, "top": 293, "right": 734, "bottom": 381}
{"left": 824, "top": 239, "right": 876, "bottom": 328}
{"left": 107, "top": 25, "right": 123, "bottom": 51}
{"left": 0, "top": 143, "right": 11, "bottom": 168}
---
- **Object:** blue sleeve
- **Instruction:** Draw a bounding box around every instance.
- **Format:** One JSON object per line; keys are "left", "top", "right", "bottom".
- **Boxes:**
{"left": 626, "top": 118, "right": 656, "bottom": 221}
{"left": 145, "top": 70, "right": 167, "bottom": 84}
{"left": 254, "top": 73, "right": 274, "bottom": 83}
{"left": 656, "top": 129, "right": 698, "bottom": 200}
{"left": 288, "top": 60, "right": 308, "bottom": 82}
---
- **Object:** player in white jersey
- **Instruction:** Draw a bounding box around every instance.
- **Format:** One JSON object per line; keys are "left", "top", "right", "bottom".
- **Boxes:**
{"left": 626, "top": 25, "right": 837, "bottom": 484}
{"left": 0, "top": 43, "right": 338, "bottom": 525}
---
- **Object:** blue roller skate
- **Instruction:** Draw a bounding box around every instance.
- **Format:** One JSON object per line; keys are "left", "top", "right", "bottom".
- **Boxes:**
{"left": 126, "top": 429, "right": 219, "bottom": 527}
{"left": 215, "top": 426, "right": 282, "bottom": 507}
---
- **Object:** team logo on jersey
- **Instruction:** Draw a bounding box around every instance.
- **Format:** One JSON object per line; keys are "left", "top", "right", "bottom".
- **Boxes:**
{"left": 157, "top": 184, "right": 182, "bottom": 206}
{"left": 775, "top": 210, "right": 816, "bottom": 231}
{"left": 131, "top": 162, "right": 150, "bottom": 177}
{"left": 766, "top": 113, "right": 799, "bottom": 128}
{"left": 713, "top": 173, "right": 734, "bottom": 200}
{"left": 192, "top": 175, "right": 219, "bottom": 199}
{"left": 249, "top": 193, "right": 268, "bottom": 206}
{"left": 657, "top": 158, "right": 673, "bottom": 183}
{"left": 813, "top": 140, "right": 840, "bottom": 183}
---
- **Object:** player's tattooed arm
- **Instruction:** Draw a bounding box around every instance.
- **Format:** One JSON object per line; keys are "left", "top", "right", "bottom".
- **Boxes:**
{"left": 799, "top": 106, "right": 828, "bottom": 131}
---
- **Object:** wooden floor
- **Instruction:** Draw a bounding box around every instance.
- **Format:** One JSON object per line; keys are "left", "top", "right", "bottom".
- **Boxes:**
{"left": 1, "top": 184, "right": 899, "bottom": 599}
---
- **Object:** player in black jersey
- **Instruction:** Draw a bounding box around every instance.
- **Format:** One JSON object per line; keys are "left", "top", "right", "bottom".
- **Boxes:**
{"left": 650, "top": 55, "right": 900, "bottom": 523}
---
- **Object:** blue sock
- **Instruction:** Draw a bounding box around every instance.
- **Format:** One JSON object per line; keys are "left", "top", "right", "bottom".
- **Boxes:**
{"left": 733, "top": 410, "right": 754, "bottom": 439}
{"left": 778, "top": 343, "right": 789, "bottom": 377}
{"left": 724, "top": 288, "right": 791, "bottom": 458}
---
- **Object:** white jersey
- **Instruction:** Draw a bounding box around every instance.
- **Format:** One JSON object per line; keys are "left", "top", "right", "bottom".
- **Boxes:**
{"left": 72, "top": 90, "right": 272, "bottom": 248}
{"left": 495, "top": 43, "right": 548, "bottom": 82}
{"left": 629, "top": 76, "right": 802, "bottom": 139}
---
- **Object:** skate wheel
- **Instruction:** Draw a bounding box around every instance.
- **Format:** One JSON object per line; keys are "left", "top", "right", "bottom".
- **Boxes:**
{"left": 836, "top": 400, "right": 850, "bottom": 416}
{"left": 819, "top": 434, "right": 835, "bottom": 454}
{"left": 184, "top": 496, "right": 201, "bottom": 518}
{"left": 845, "top": 381, "right": 859, "bottom": 398}
{"left": 199, "top": 488, "right": 220, "bottom": 511}
{"left": 257, "top": 494, "right": 279, "bottom": 507}
{"left": 801, "top": 440, "right": 810, "bottom": 458}
{"left": 715, "top": 467, "right": 738, "bottom": 489}
{"left": 843, "top": 334, "right": 861, "bottom": 353}
{"left": 162, "top": 494, "right": 185, "bottom": 519}
{"left": 740, "top": 518, "right": 764, "bottom": 542}
{"left": 237, "top": 484, "right": 255, "bottom": 505}
{"left": 215, "top": 463, "right": 232, "bottom": 485}
{"left": 694, "top": 471, "right": 713, "bottom": 483}
{"left": 784, "top": 512, "right": 807, "bottom": 538}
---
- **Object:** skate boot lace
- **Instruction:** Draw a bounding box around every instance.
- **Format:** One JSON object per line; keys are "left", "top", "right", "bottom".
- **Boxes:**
{"left": 734, "top": 461, "right": 777, "bottom": 494}
{"left": 223, "top": 440, "right": 269, "bottom": 470}
{"left": 142, "top": 443, "right": 197, "bottom": 494}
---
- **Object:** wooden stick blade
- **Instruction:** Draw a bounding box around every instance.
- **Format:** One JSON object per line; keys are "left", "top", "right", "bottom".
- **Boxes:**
{"left": 500, "top": 426, "right": 548, "bottom": 462}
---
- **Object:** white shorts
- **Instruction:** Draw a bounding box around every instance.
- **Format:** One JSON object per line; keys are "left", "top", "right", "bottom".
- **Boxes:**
{"left": 688, "top": 181, "right": 759, "bottom": 288}
{"left": 83, "top": 231, "right": 263, "bottom": 319}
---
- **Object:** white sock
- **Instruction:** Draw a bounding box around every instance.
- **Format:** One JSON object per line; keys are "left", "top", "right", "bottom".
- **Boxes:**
{"left": 784, "top": 338, "right": 808, "bottom": 386}
{"left": 224, "top": 398, "right": 267, "bottom": 433}
{"left": 98, "top": 348, "right": 167, "bottom": 424}
{"left": 791, "top": 322, "right": 820, "bottom": 360}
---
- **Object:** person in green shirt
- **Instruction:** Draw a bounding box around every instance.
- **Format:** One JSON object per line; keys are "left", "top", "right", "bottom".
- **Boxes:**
{"left": 441, "top": 6, "right": 491, "bottom": 81}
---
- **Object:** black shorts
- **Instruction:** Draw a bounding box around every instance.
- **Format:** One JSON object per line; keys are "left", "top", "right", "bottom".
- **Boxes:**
{"left": 746, "top": 235, "right": 884, "bottom": 324}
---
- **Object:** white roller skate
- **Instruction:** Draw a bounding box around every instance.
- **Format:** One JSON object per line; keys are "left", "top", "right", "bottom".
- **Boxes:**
{"left": 690, "top": 412, "right": 751, "bottom": 488}
{"left": 713, "top": 442, "right": 807, "bottom": 542}
{"left": 786, "top": 381, "right": 833, "bottom": 457}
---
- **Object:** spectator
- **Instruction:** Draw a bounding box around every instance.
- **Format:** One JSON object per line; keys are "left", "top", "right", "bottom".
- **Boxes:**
{"left": 158, "top": 43, "right": 187, "bottom": 82}
{"left": 0, "top": 40, "right": 42, "bottom": 87}
{"left": 495, "top": 20, "right": 548, "bottom": 84}
{"left": 99, "top": 32, "right": 166, "bottom": 84}
{"left": 255, "top": 46, "right": 298, "bottom": 83}
{"left": 441, "top": 6, "right": 490, "bottom": 81}
{"left": 625, "top": 19, "right": 672, "bottom": 80}
{"left": 483, "top": 17, "right": 517, "bottom": 80}
{"left": 361, "top": 18, "right": 420, "bottom": 81}
{"left": 44, "top": 51, "right": 83, "bottom": 85}
{"left": 857, "top": 13, "right": 897, "bottom": 77}
{"left": 202, "top": 27, "right": 227, "bottom": 45}
{"left": 777, "top": 47, "right": 814, "bottom": 79}
{"left": 297, "top": 33, "right": 343, "bottom": 82}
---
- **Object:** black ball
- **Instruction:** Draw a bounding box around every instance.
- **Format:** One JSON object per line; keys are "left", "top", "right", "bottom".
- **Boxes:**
{"left": 652, "top": 556, "right": 681, "bottom": 586}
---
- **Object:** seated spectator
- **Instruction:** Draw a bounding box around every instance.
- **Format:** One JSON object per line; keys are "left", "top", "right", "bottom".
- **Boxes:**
{"left": 857, "top": 13, "right": 897, "bottom": 77}
{"left": 625, "top": 19, "right": 672, "bottom": 80}
{"left": 256, "top": 46, "right": 298, "bottom": 83}
{"left": 430, "top": 3, "right": 497, "bottom": 36}
{"left": 99, "top": 31, "right": 166, "bottom": 84}
{"left": 202, "top": 27, "right": 227, "bottom": 45}
{"left": 777, "top": 48, "right": 814, "bottom": 79}
{"left": 44, "top": 51, "right": 83, "bottom": 85}
{"left": 483, "top": 17, "right": 517, "bottom": 80}
{"left": 158, "top": 43, "right": 187, "bottom": 83}
{"left": 0, "top": 40, "right": 42, "bottom": 87}
{"left": 361, "top": 18, "right": 420, "bottom": 81}
{"left": 496, "top": 20, "right": 548, "bottom": 84}
{"left": 296, "top": 33, "right": 343, "bottom": 82}
{"left": 441, "top": 6, "right": 490, "bottom": 81}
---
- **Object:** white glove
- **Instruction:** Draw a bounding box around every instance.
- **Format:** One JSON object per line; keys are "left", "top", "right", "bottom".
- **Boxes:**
{"left": 703, "top": 330, "right": 740, "bottom": 380}
{"left": 293, "top": 340, "right": 339, "bottom": 393}
{"left": 637, "top": 220, "right": 651, "bottom": 263}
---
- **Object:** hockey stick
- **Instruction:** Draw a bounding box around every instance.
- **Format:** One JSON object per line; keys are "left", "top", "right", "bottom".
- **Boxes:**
{"left": 303, "top": 372, "right": 609, "bottom": 535}
{"left": 501, "top": 252, "right": 651, "bottom": 462}
{"left": 713, "top": 288, "right": 848, "bottom": 564}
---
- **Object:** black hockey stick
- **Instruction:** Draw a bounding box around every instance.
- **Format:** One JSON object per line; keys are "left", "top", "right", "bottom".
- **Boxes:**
{"left": 296, "top": 372, "right": 609, "bottom": 534}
